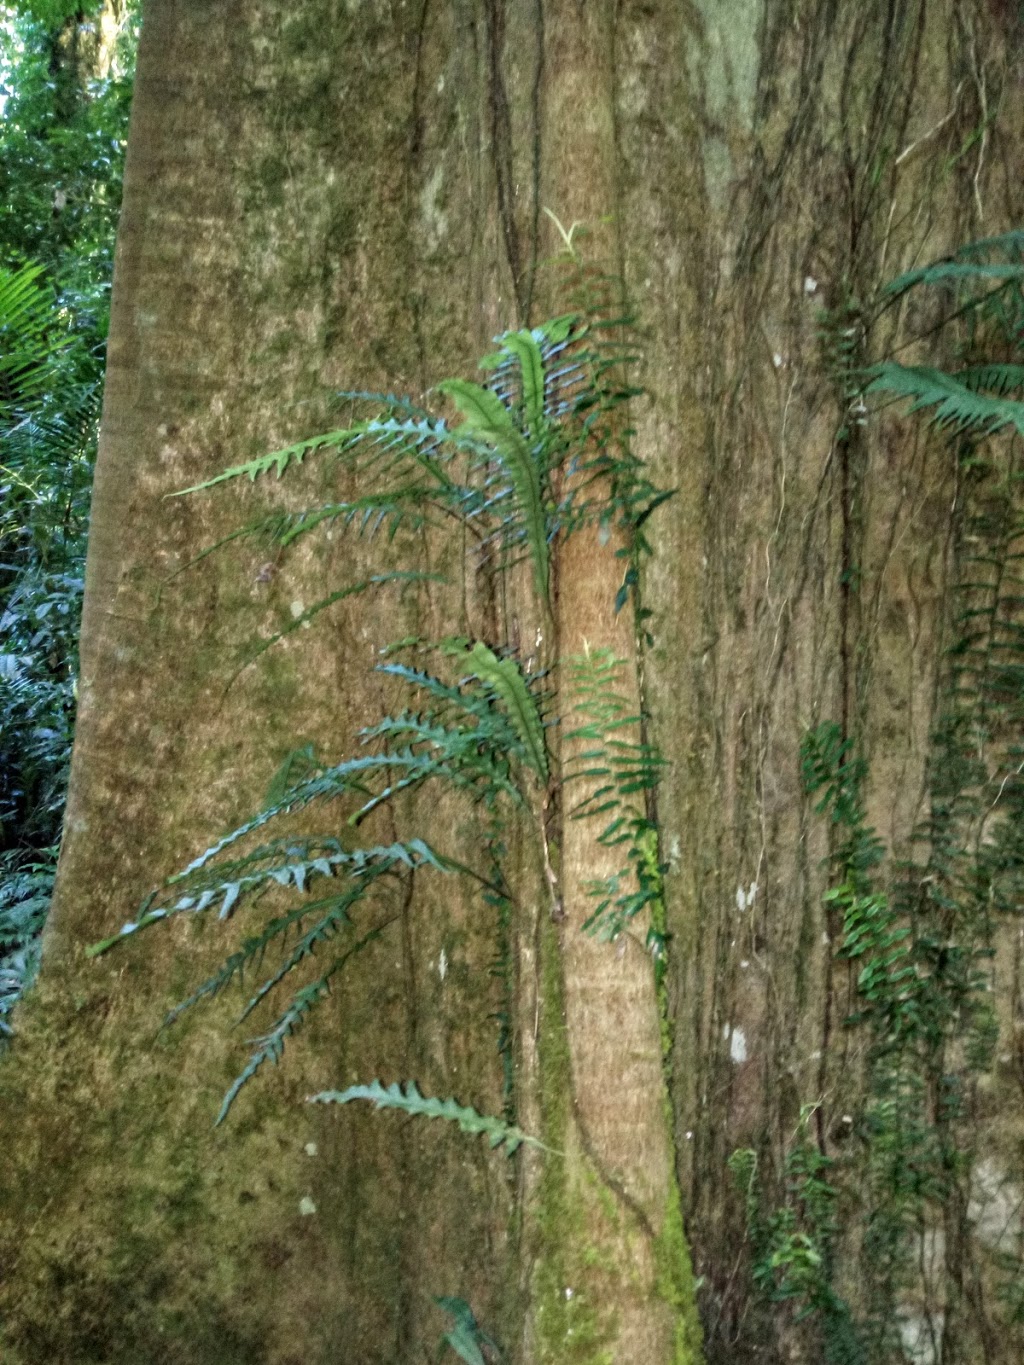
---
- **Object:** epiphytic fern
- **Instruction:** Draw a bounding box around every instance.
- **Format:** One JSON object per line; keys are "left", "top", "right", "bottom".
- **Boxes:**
{"left": 865, "top": 363, "right": 1024, "bottom": 438}
{"left": 434, "top": 1296, "right": 505, "bottom": 1365}
{"left": 308, "top": 1079, "right": 547, "bottom": 1156}
{"left": 866, "top": 230, "right": 1024, "bottom": 438}
{"left": 89, "top": 645, "right": 544, "bottom": 1119}
{"left": 561, "top": 647, "right": 666, "bottom": 941}
{"left": 93, "top": 308, "right": 672, "bottom": 1151}
{"left": 174, "top": 313, "right": 661, "bottom": 628}
{"left": 175, "top": 319, "right": 566, "bottom": 608}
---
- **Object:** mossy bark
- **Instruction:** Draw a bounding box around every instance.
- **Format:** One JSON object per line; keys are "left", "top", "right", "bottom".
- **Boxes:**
{"left": 2, "top": 2, "right": 1024, "bottom": 1363}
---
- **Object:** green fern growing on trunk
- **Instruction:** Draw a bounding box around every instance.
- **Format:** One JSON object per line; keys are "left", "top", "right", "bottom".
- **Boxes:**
{"left": 89, "top": 308, "right": 672, "bottom": 1141}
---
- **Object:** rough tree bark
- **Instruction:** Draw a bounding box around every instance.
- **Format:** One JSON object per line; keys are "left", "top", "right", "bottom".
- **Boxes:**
{"left": 1, "top": 3, "right": 1023, "bottom": 1364}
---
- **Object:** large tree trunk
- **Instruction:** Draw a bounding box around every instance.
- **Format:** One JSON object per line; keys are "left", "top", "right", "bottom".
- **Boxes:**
{"left": 2, "top": 3, "right": 1023, "bottom": 1364}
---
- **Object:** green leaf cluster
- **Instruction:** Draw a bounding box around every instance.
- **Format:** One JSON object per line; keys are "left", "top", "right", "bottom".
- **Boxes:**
{"left": 0, "top": 3, "right": 136, "bottom": 1034}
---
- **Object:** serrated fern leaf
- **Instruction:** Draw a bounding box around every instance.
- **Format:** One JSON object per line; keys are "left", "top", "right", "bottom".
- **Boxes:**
{"left": 466, "top": 642, "right": 548, "bottom": 782}
{"left": 348, "top": 735, "right": 521, "bottom": 822}
{"left": 375, "top": 661, "right": 508, "bottom": 728}
{"left": 957, "top": 364, "right": 1024, "bottom": 397}
{"left": 214, "top": 920, "right": 396, "bottom": 1125}
{"left": 174, "top": 405, "right": 459, "bottom": 498}
{"left": 216, "top": 973, "right": 334, "bottom": 1125}
{"left": 161, "top": 895, "right": 348, "bottom": 1027}
{"left": 88, "top": 837, "right": 454, "bottom": 957}
{"left": 235, "top": 893, "right": 362, "bottom": 1024}
{"left": 865, "top": 363, "right": 1024, "bottom": 438}
{"left": 172, "top": 428, "right": 362, "bottom": 494}
{"left": 276, "top": 490, "right": 434, "bottom": 548}
{"left": 356, "top": 414, "right": 456, "bottom": 489}
{"left": 885, "top": 261, "right": 1024, "bottom": 297}
{"left": 237, "top": 905, "right": 393, "bottom": 1025}
{"left": 439, "top": 378, "right": 550, "bottom": 602}
{"left": 332, "top": 388, "right": 434, "bottom": 418}
{"left": 85, "top": 903, "right": 171, "bottom": 957}
{"left": 880, "top": 233, "right": 1024, "bottom": 300}
{"left": 308, "top": 1079, "right": 546, "bottom": 1155}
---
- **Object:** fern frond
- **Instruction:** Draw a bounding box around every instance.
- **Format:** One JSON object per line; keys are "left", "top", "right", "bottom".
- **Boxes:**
{"left": 865, "top": 363, "right": 1024, "bottom": 438}
{"left": 348, "top": 736, "right": 521, "bottom": 822}
{"left": 355, "top": 414, "right": 456, "bottom": 490}
{"left": 956, "top": 229, "right": 1024, "bottom": 258}
{"left": 276, "top": 490, "right": 433, "bottom": 547}
{"left": 466, "top": 642, "right": 548, "bottom": 781}
{"left": 161, "top": 895, "right": 348, "bottom": 1026}
{"left": 214, "top": 920, "right": 403, "bottom": 1125}
{"left": 172, "top": 428, "right": 361, "bottom": 494}
{"left": 236, "top": 904, "right": 392, "bottom": 1025}
{"left": 332, "top": 389, "right": 434, "bottom": 418}
{"left": 562, "top": 650, "right": 664, "bottom": 812}
{"left": 882, "top": 256, "right": 1024, "bottom": 299}
{"left": 560, "top": 649, "right": 666, "bottom": 937}
{"left": 957, "top": 364, "right": 1024, "bottom": 397}
{"left": 375, "top": 661, "right": 505, "bottom": 727}
{"left": 216, "top": 973, "right": 334, "bottom": 1124}
{"left": 88, "top": 837, "right": 452, "bottom": 956}
{"left": 308, "top": 1079, "right": 547, "bottom": 1155}
{"left": 439, "top": 378, "right": 550, "bottom": 602}
{"left": 171, "top": 409, "right": 456, "bottom": 498}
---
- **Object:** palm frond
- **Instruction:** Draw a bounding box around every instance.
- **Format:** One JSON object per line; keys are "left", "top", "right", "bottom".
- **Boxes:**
{"left": 0, "top": 262, "right": 65, "bottom": 410}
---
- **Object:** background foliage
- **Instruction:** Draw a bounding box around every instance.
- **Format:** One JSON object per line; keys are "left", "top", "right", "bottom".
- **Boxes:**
{"left": 0, "top": 0, "right": 136, "bottom": 1038}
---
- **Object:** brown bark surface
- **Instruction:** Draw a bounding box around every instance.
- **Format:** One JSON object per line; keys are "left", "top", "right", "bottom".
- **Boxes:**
{"left": 1, "top": 2, "right": 1024, "bottom": 1363}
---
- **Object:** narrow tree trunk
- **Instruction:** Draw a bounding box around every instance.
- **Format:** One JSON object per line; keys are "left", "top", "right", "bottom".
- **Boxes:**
{"left": 2, "top": 3, "right": 1024, "bottom": 1364}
